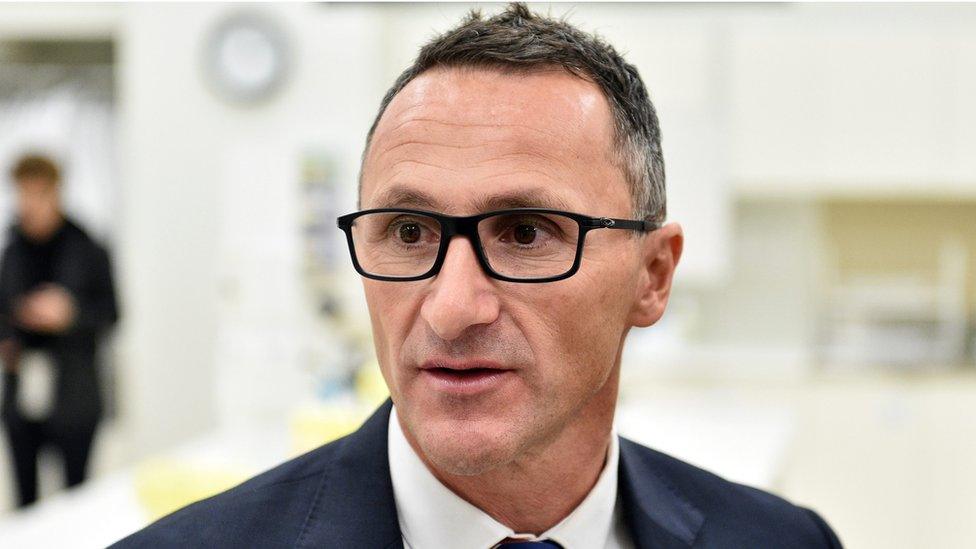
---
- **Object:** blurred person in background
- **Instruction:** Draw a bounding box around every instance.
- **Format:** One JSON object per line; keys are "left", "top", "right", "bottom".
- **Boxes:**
{"left": 0, "top": 154, "right": 118, "bottom": 508}
{"left": 117, "top": 4, "right": 840, "bottom": 547}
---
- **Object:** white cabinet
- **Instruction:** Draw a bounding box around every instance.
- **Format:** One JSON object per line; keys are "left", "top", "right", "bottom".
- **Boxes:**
{"left": 729, "top": 5, "right": 976, "bottom": 196}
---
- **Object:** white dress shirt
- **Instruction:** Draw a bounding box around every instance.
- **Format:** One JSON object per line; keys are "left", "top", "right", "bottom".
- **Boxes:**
{"left": 388, "top": 406, "right": 633, "bottom": 549}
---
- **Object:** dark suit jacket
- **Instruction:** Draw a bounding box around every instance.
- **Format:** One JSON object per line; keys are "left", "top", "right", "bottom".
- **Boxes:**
{"left": 114, "top": 400, "right": 842, "bottom": 548}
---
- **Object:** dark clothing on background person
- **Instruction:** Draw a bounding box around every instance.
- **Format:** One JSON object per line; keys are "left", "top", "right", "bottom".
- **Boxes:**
{"left": 1, "top": 414, "right": 98, "bottom": 505}
{"left": 0, "top": 217, "right": 118, "bottom": 507}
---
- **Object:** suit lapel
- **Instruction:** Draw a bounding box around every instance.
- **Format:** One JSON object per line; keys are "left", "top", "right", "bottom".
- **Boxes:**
{"left": 618, "top": 437, "right": 705, "bottom": 548}
{"left": 294, "top": 400, "right": 403, "bottom": 549}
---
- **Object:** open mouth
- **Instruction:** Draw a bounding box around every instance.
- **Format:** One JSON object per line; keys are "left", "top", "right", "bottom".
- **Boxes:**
{"left": 425, "top": 367, "right": 503, "bottom": 381}
{"left": 419, "top": 363, "right": 514, "bottom": 394}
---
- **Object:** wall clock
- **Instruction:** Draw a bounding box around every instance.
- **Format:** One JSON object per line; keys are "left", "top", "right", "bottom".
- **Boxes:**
{"left": 203, "top": 11, "right": 291, "bottom": 105}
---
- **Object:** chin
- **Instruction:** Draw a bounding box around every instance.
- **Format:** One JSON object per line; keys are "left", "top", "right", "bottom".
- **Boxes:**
{"left": 414, "top": 414, "right": 522, "bottom": 477}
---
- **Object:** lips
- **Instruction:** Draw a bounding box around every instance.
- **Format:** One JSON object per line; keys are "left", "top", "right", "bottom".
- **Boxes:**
{"left": 418, "top": 360, "right": 515, "bottom": 395}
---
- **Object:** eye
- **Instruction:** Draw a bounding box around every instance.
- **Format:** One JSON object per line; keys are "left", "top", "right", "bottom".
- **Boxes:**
{"left": 513, "top": 223, "right": 537, "bottom": 245}
{"left": 397, "top": 222, "right": 421, "bottom": 244}
{"left": 494, "top": 214, "right": 561, "bottom": 248}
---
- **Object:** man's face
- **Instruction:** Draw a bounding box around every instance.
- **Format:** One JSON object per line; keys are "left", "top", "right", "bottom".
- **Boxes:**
{"left": 360, "top": 66, "right": 648, "bottom": 475}
{"left": 16, "top": 176, "right": 62, "bottom": 241}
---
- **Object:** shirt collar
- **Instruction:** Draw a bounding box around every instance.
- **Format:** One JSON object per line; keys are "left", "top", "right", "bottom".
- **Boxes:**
{"left": 388, "top": 405, "right": 620, "bottom": 549}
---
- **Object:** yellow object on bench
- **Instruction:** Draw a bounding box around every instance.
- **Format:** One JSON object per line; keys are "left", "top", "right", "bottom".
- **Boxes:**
{"left": 133, "top": 459, "right": 251, "bottom": 521}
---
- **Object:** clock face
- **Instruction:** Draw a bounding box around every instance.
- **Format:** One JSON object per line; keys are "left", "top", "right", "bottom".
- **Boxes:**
{"left": 203, "top": 11, "right": 290, "bottom": 105}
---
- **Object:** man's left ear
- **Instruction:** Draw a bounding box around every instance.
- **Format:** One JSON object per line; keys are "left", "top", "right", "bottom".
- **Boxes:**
{"left": 629, "top": 222, "right": 683, "bottom": 328}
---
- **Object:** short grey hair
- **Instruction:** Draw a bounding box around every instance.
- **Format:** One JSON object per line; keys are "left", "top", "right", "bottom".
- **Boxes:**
{"left": 361, "top": 2, "right": 666, "bottom": 224}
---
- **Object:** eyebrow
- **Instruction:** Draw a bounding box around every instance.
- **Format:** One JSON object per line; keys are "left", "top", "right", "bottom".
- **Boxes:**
{"left": 369, "top": 186, "right": 440, "bottom": 210}
{"left": 369, "top": 184, "right": 578, "bottom": 214}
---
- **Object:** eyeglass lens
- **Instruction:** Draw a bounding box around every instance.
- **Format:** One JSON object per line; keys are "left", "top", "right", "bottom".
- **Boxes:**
{"left": 349, "top": 211, "right": 581, "bottom": 280}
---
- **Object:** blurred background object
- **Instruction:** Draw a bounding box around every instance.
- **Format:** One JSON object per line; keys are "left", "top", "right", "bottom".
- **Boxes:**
{"left": 0, "top": 3, "right": 974, "bottom": 548}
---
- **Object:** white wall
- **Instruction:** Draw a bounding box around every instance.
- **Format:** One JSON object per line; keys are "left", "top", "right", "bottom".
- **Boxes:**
{"left": 116, "top": 3, "right": 224, "bottom": 453}
{"left": 116, "top": 3, "right": 386, "bottom": 451}
{"left": 0, "top": 3, "right": 119, "bottom": 40}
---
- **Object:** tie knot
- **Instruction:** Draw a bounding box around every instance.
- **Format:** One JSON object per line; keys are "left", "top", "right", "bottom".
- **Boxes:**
{"left": 495, "top": 539, "right": 563, "bottom": 548}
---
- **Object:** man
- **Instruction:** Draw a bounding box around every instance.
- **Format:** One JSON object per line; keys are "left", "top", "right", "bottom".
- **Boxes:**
{"left": 0, "top": 154, "right": 119, "bottom": 507}
{"left": 116, "top": 4, "right": 841, "bottom": 547}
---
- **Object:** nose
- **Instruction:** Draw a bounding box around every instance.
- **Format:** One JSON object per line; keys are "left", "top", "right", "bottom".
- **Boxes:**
{"left": 420, "top": 236, "right": 500, "bottom": 341}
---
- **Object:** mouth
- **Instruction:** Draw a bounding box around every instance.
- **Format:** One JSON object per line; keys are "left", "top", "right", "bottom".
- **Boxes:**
{"left": 418, "top": 360, "right": 515, "bottom": 395}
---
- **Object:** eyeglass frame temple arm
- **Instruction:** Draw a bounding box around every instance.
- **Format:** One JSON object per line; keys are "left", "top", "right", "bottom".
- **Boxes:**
{"left": 584, "top": 217, "right": 659, "bottom": 232}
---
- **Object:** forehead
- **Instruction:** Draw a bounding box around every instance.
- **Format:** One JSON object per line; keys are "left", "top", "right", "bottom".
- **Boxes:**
{"left": 17, "top": 177, "right": 58, "bottom": 192}
{"left": 361, "top": 66, "right": 630, "bottom": 215}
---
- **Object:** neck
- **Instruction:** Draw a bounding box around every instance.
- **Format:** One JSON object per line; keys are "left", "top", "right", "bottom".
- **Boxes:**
{"left": 22, "top": 213, "right": 65, "bottom": 243}
{"left": 409, "top": 365, "right": 620, "bottom": 535}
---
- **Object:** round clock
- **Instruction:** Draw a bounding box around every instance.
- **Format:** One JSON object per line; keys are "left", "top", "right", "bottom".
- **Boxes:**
{"left": 202, "top": 11, "right": 291, "bottom": 105}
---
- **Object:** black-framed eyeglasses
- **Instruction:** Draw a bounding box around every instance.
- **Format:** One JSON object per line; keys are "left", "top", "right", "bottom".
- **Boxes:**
{"left": 336, "top": 208, "right": 658, "bottom": 283}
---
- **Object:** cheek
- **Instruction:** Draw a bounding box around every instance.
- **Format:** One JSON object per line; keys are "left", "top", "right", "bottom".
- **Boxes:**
{"left": 511, "top": 268, "right": 631, "bottom": 394}
{"left": 363, "top": 281, "right": 421, "bottom": 388}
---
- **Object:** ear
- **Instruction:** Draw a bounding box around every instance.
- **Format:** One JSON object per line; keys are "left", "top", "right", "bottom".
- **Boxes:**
{"left": 629, "top": 222, "right": 683, "bottom": 328}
